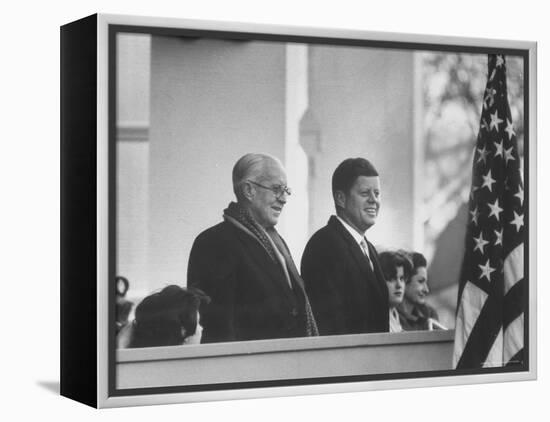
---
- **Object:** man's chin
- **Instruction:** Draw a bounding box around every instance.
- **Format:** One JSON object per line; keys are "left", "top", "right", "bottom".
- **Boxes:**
{"left": 363, "top": 220, "right": 376, "bottom": 230}
{"left": 271, "top": 213, "right": 282, "bottom": 224}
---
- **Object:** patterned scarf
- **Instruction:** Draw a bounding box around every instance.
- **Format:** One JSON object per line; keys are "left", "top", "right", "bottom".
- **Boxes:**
{"left": 223, "top": 202, "right": 278, "bottom": 262}
{"left": 223, "top": 202, "right": 319, "bottom": 337}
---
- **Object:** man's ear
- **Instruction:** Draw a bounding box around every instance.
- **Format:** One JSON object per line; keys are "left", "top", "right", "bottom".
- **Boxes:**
{"left": 242, "top": 182, "right": 254, "bottom": 201}
{"left": 334, "top": 190, "right": 346, "bottom": 209}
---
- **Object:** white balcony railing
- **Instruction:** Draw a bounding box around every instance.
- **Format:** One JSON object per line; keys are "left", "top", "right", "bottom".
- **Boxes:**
{"left": 117, "top": 330, "right": 455, "bottom": 389}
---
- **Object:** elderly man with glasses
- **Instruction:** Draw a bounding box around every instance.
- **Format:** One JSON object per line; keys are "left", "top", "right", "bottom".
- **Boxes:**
{"left": 187, "top": 153, "right": 318, "bottom": 343}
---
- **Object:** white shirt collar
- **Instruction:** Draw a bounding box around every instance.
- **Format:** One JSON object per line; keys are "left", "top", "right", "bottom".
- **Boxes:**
{"left": 336, "top": 215, "right": 368, "bottom": 248}
{"left": 389, "top": 308, "right": 403, "bottom": 333}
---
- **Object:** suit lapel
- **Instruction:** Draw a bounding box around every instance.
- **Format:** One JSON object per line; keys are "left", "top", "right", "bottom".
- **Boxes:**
{"left": 328, "top": 216, "right": 385, "bottom": 298}
{"left": 328, "top": 217, "right": 372, "bottom": 278}
{"left": 271, "top": 231, "right": 306, "bottom": 292}
{"left": 230, "top": 224, "right": 297, "bottom": 303}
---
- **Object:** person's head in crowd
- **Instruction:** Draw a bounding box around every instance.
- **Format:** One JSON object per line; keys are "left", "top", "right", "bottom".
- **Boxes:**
{"left": 115, "top": 276, "right": 133, "bottom": 333}
{"left": 115, "top": 276, "right": 130, "bottom": 297}
{"left": 379, "top": 251, "right": 412, "bottom": 308}
{"left": 332, "top": 158, "right": 380, "bottom": 235}
{"left": 232, "top": 153, "right": 291, "bottom": 229}
{"left": 129, "top": 285, "right": 210, "bottom": 348}
{"left": 403, "top": 251, "right": 430, "bottom": 307}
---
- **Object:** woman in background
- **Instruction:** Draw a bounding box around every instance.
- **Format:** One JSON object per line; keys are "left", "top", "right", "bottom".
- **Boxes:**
{"left": 379, "top": 250, "right": 412, "bottom": 333}
{"left": 118, "top": 285, "right": 210, "bottom": 348}
{"left": 397, "top": 252, "right": 442, "bottom": 331}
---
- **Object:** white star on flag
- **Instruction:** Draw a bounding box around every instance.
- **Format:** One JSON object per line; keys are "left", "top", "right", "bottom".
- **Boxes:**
{"left": 488, "top": 198, "right": 503, "bottom": 221}
{"left": 494, "top": 228, "right": 503, "bottom": 246}
{"left": 484, "top": 88, "right": 496, "bottom": 109}
{"left": 481, "top": 170, "right": 496, "bottom": 192}
{"left": 515, "top": 186, "right": 524, "bottom": 205}
{"left": 490, "top": 110, "right": 503, "bottom": 132}
{"left": 505, "top": 119, "right": 516, "bottom": 140}
{"left": 477, "top": 145, "right": 489, "bottom": 164}
{"left": 480, "top": 118, "right": 489, "bottom": 132}
{"left": 494, "top": 139, "right": 504, "bottom": 158}
{"left": 470, "top": 206, "right": 479, "bottom": 225}
{"left": 510, "top": 211, "right": 524, "bottom": 232}
{"left": 473, "top": 232, "right": 489, "bottom": 254}
{"left": 504, "top": 146, "right": 516, "bottom": 165}
{"left": 478, "top": 259, "right": 496, "bottom": 282}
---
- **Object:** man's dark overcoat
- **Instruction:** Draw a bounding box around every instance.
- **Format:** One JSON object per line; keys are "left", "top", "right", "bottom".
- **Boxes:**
{"left": 301, "top": 216, "right": 389, "bottom": 335}
{"left": 188, "top": 220, "right": 309, "bottom": 343}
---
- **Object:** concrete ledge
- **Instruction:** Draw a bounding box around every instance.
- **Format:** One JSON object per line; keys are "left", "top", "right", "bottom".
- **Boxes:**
{"left": 117, "top": 330, "right": 454, "bottom": 389}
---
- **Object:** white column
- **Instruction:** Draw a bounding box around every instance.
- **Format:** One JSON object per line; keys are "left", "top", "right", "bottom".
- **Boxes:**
{"left": 116, "top": 33, "right": 151, "bottom": 301}
{"left": 280, "top": 44, "right": 309, "bottom": 266}
{"left": 412, "top": 51, "right": 425, "bottom": 253}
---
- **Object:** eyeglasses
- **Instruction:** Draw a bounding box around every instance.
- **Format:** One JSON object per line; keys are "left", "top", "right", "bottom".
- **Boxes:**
{"left": 247, "top": 180, "right": 292, "bottom": 198}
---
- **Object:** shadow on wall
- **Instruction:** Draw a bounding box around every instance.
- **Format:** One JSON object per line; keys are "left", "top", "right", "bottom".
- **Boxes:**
{"left": 36, "top": 381, "right": 60, "bottom": 395}
{"left": 427, "top": 201, "right": 469, "bottom": 328}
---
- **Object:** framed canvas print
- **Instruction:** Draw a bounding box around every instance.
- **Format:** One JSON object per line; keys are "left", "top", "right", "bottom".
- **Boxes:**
{"left": 60, "top": 13, "right": 537, "bottom": 408}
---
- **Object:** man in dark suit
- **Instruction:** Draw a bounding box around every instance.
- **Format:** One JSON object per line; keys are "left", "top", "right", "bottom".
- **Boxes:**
{"left": 301, "top": 158, "right": 389, "bottom": 335}
{"left": 187, "top": 153, "right": 318, "bottom": 343}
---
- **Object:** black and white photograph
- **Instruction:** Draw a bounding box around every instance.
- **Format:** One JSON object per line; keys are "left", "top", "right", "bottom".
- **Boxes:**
{"left": 104, "top": 15, "right": 533, "bottom": 401}
{"left": 5, "top": 0, "right": 548, "bottom": 420}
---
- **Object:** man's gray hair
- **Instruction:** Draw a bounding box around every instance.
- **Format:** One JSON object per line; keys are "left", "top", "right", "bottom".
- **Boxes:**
{"left": 232, "top": 153, "right": 282, "bottom": 200}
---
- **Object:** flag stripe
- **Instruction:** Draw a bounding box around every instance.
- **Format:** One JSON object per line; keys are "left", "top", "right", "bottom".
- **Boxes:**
{"left": 504, "top": 313, "right": 524, "bottom": 363}
{"left": 455, "top": 282, "right": 503, "bottom": 369}
{"left": 483, "top": 328, "right": 503, "bottom": 367}
{"left": 503, "top": 278, "right": 524, "bottom": 329}
{"left": 453, "top": 281, "right": 488, "bottom": 366}
{"left": 503, "top": 244, "right": 523, "bottom": 294}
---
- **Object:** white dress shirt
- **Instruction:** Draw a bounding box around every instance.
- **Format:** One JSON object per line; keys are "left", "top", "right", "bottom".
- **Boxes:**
{"left": 336, "top": 215, "right": 373, "bottom": 265}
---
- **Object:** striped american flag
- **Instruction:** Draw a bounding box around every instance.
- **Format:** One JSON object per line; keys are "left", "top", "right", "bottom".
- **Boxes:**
{"left": 453, "top": 54, "right": 525, "bottom": 369}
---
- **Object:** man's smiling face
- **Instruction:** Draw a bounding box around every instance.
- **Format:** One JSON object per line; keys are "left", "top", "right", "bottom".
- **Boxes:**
{"left": 337, "top": 175, "right": 381, "bottom": 234}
